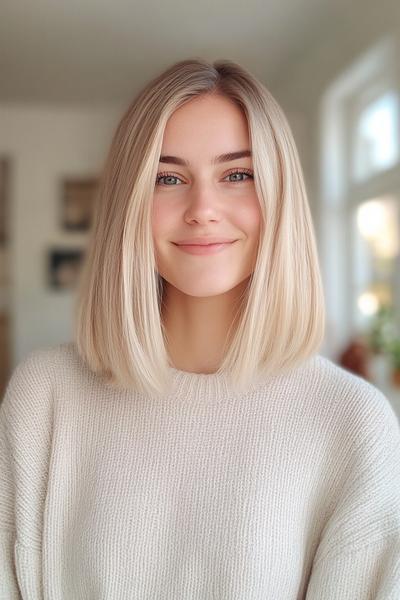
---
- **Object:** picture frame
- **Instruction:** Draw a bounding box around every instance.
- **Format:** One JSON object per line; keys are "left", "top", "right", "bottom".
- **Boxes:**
{"left": 48, "top": 247, "right": 85, "bottom": 290}
{"left": 61, "top": 177, "right": 98, "bottom": 232}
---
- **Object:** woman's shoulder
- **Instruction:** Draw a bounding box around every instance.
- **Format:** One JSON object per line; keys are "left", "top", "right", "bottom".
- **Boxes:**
{"left": 310, "top": 352, "right": 391, "bottom": 403}
{"left": 300, "top": 353, "right": 399, "bottom": 437}
{"left": 6, "top": 340, "right": 81, "bottom": 383}
{"left": 1, "top": 341, "right": 87, "bottom": 411}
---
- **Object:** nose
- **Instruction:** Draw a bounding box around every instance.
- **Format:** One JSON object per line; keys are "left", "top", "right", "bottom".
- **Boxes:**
{"left": 184, "top": 181, "right": 221, "bottom": 225}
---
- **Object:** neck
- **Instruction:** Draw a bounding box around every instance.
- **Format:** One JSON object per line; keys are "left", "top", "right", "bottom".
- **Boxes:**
{"left": 161, "top": 279, "right": 249, "bottom": 374}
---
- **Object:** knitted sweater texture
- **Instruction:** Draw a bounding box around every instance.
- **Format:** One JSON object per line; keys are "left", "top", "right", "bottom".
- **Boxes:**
{"left": 0, "top": 341, "right": 400, "bottom": 599}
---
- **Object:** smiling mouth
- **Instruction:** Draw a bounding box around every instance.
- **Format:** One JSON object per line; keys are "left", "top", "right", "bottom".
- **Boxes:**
{"left": 173, "top": 241, "right": 237, "bottom": 255}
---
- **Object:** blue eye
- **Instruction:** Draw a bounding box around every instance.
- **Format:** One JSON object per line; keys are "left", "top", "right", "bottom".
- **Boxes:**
{"left": 156, "top": 173, "right": 184, "bottom": 186}
{"left": 224, "top": 171, "right": 253, "bottom": 182}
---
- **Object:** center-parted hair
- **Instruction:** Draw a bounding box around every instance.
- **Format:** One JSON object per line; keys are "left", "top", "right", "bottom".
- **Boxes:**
{"left": 74, "top": 57, "right": 326, "bottom": 399}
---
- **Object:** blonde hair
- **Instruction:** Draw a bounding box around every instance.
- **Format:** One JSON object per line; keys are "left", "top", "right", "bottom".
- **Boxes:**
{"left": 74, "top": 57, "right": 325, "bottom": 399}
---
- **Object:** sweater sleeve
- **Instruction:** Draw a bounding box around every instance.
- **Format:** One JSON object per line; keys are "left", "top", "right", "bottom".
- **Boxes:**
{"left": 305, "top": 384, "right": 400, "bottom": 599}
{"left": 0, "top": 404, "right": 21, "bottom": 599}
{"left": 0, "top": 348, "right": 55, "bottom": 600}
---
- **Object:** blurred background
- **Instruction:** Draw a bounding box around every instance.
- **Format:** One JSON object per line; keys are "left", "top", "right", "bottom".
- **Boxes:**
{"left": 1, "top": 0, "right": 400, "bottom": 418}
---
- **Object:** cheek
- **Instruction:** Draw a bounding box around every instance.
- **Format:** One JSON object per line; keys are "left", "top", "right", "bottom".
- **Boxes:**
{"left": 235, "top": 197, "right": 262, "bottom": 236}
{"left": 151, "top": 199, "right": 172, "bottom": 241}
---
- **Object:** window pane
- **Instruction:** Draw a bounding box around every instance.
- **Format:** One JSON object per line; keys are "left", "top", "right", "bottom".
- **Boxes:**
{"left": 352, "top": 91, "right": 399, "bottom": 182}
{"left": 352, "top": 195, "right": 400, "bottom": 334}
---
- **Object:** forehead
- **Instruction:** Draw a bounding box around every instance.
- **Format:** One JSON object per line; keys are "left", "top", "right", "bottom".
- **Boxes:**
{"left": 161, "top": 94, "right": 250, "bottom": 152}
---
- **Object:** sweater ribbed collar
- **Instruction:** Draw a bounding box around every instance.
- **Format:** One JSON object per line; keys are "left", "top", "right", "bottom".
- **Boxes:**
{"left": 167, "top": 365, "right": 235, "bottom": 399}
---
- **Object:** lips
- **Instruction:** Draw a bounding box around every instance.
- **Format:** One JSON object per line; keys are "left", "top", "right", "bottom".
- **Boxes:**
{"left": 174, "top": 237, "right": 236, "bottom": 246}
{"left": 173, "top": 240, "right": 237, "bottom": 255}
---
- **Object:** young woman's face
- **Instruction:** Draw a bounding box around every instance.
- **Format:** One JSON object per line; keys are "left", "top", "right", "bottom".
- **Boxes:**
{"left": 152, "top": 93, "right": 261, "bottom": 298}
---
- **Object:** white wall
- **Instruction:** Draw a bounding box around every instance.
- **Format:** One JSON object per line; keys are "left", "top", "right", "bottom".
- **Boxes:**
{"left": 0, "top": 103, "right": 123, "bottom": 365}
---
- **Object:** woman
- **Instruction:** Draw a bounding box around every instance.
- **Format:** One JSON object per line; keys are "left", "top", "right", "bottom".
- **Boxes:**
{"left": 1, "top": 58, "right": 399, "bottom": 599}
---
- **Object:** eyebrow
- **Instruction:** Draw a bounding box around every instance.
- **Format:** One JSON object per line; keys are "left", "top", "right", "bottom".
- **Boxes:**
{"left": 159, "top": 149, "right": 252, "bottom": 167}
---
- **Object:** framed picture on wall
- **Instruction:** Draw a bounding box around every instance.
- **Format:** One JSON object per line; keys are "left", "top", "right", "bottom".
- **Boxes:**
{"left": 61, "top": 177, "right": 98, "bottom": 231}
{"left": 48, "top": 247, "right": 85, "bottom": 290}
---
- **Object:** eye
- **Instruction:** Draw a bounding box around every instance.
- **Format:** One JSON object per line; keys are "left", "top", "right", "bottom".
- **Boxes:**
{"left": 155, "top": 172, "right": 184, "bottom": 186}
{"left": 223, "top": 169, "right": 254, "bottom": 182}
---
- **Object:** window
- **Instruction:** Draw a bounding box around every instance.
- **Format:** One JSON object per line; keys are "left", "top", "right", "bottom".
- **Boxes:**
{"left": 320, "top": 35, "right": 400, "bottom": 400}
{"left": 352, "top": 196, "right": 399, "bottom": 331}
{"left": 352, "top": 90, "right": 399, "bottom": 182}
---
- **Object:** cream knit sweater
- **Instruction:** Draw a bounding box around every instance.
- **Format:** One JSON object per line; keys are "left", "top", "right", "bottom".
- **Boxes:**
{"left": 0, "top": 341, "right": 399, "bottom": 599}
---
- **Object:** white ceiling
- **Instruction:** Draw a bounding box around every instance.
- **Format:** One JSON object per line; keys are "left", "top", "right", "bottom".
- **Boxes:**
{"left": 0, "top": 0, "right": 357, "bottom": 105}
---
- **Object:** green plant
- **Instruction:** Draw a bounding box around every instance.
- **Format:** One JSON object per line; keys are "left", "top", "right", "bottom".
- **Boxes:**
{"left": 366, "top": 304, "right": 396, "bottom": 354}
{"left": 386, "top": 338, "right": 400, "bottom": 371}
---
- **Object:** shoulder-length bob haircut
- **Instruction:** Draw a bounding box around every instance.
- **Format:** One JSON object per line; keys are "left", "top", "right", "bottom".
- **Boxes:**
{"left": 74, "top": 57, "right": 325, "bottom": 399}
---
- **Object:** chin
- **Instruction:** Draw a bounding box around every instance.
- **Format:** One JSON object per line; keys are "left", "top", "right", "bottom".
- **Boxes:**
{"left": 167, "top": 277, "right": 247, "bottom": 298}
{"left": 181, "top": 288, "right": 235, "bottom": 298}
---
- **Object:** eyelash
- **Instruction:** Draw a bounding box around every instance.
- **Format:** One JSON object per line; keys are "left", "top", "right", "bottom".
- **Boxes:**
{"left": 155, "top": 168, "right": 254, "bottom": 186}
